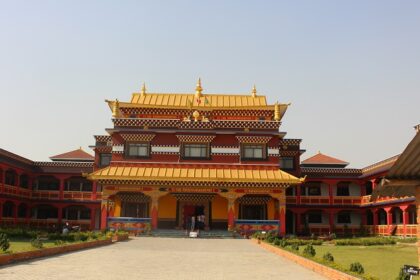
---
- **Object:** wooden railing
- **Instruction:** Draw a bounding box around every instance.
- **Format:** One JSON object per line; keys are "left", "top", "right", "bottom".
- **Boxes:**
{"left": 31, "top": 190, "right": 60, "bottom": 200}
{"left": 1, "top": 184, "right": 31, "bottom": 198}
{"left": 299, "top": 196, "right": 330, "bottom": 205}
{"left": 63, "top": 191, "right": 93, "bottom": 201}
{"left": 108, "top": 217, "right": 151, "bottom": 232}
{"left": 333, "top": 196, "right": 361, "bottom": 206}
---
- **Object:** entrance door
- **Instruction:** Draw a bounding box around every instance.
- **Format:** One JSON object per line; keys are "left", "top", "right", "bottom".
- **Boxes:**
{"left": 183, "top": 205, "right": 195, "bottom": 229}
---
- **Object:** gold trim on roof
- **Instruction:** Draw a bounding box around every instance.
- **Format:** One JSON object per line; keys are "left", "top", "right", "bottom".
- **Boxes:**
{"left": 88, "top": 166, "right": 303, "bottom": 184}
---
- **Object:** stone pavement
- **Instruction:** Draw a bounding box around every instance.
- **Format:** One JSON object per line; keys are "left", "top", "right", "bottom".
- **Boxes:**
{"left": 0, "top": 237, "right": 326, "bottom": 280}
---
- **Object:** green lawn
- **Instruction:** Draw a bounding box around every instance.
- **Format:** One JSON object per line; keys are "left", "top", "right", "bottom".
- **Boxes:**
{"left": 3, "top": 239, "right": 61, "bottom": 254}
{"left": 313, "top": 244, "right": 418, "bottom": 280}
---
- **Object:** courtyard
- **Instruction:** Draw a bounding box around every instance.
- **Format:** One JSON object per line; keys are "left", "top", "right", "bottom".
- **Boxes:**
{"left": 0, "top": 237, "right": 325, "bottom": 280}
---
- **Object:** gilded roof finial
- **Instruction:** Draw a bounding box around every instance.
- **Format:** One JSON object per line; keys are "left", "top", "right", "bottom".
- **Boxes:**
{"left": 252, "top": 85, "right": 257, "bottom": 98}
{"left": 112, "top": 99, "right": 120, "bottom": 118}
{"left": 195, "top": 78, "right": 203, "bottom": 98}
{"left": 141, "top": 82, "right": 146, "bottom": 96}
{"left": 274, "top": 101, "right": 281, "bottom": 121}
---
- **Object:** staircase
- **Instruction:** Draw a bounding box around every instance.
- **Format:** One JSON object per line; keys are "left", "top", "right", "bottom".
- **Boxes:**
{"left": 147, "top": 229, "right": 244, "bottom": 239}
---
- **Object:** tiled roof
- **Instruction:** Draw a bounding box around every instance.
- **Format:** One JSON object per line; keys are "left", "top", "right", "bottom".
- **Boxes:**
{"left": 301, "top": 152, "right": 348, "bottom": 166}
{"left": 50, "top": 148, "right": 94, "bottom": 161}
{"left": 361, "top": 155, "right": 399, "bottom": 178}
{"left": 88, "top": 166, "right": 303, "bottom": 184}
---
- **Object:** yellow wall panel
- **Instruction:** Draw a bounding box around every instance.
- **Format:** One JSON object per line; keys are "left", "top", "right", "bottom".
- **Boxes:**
{"left": 212, "top": 195, "right": 227, "bottom": 219}
{"left": 158, "top": 194, "right": 177, "bottom": 218}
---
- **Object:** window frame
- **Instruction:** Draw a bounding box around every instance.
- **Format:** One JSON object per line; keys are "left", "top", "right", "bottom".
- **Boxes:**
{"left": 240, "top": 143, "right": 267, "bottom": 161}
{"left": 280, "top": 157, "right": 295, "bottom": 170}
{"left": 124, "top": 142, "right": 151, "bottom": 159}
{"left": 181, "top": 143, "right": 210, "bottom": 160}
{"left": 99, "top": 153, "right": 112, "bottom": 167}
{"left": 336, "top": 182, "right": 350, "bottom": 196}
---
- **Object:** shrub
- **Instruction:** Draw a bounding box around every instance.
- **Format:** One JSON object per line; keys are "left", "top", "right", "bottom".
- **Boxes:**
{"left": 285, "top": 238, "right": 323, "bottom": 246}
{"left": 303, "top": 244, "right": 316, "bottom": 257}
{"left": 349, "top": 262, "right": 364, "bottom": 274}
{"left": 54, "top": 240, "right": 64, "bottom": 246}
{"left": 397, "top": 237, "right": 417, "bottom": 244}
{"left": 280, "top": 239, "right": 287, "bottom": 248}
{"left": 266, "top": 235, "right": 276, "bottom": 243}
{"left": 31, "top": 238, "right": 43, "bottom": 249}
{"left": 396, "top": 267, "right": 410, "bottom": 280}
{"left": 329, "top": 233, "right": 336, "bottom": 240}
{"left": 323, "top": 252, "right": 334, "bottom": 262}
{"left": 335, "top": 237, "right": 396, "bottom": 246}
{"left": 273, "top": 239, "right": 281, "bottom": 246}
{"left": 0, "top": 233, "right": 10, "bottom": 252}
{"left": 291, "top": 244, "right": 299, "bottom": 251}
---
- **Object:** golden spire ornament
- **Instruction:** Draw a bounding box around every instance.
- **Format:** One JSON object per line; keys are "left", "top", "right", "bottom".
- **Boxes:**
{"left": 112, "top": 99, "right": 120, "bottom": 118}
{"left": 274, "top": 101, "right": 280, "bottom": 121}
{"left": 251, "top": 85, "right": 257, "bottom": 97}
{"left": 195, "top": 78, "right": 203, "bottom": 98}
{"left": 140, "top": 82, "right": 146, "bottom": 96}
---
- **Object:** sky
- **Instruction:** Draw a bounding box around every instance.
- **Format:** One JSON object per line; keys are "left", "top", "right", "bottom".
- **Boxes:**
{"left": 0, "top": 0, "right": 419, "bottom": 167}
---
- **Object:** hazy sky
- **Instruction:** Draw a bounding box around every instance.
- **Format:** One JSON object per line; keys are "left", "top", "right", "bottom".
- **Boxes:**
{"left": 1, "top": 1, "right": 419, "bottom": 167}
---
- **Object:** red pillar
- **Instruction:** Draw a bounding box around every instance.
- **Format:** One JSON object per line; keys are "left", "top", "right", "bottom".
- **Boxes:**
{"left": 151, "top": 196, "right": 159, "bottom": 230}
{"left": 100, "top": 202, "right": 108, "bottom": 230}
{"left": 279, "top": 203, "right": 286, "bottom": 237}
{"left": 57, "top": 205, "right": 63, "bottom": 227}
{"left": 371, "top": 179, "right": 377, "bottom": 190}
{"left": 13, "top": 202, "right": 18, "bottom": 225}
{"left": 328, "top": 183, "right": 334, "bottom": 205}
{"left": 59, "top": 177, "right": 65, "bottom": 200}
{"left": 384, "top": 207, "right": 393, "bottom": 235}
{"left": 294, "top": 210, "right": 303, "bottom": 234}
{"left": 296, "top": 184, "right": 301, "bottom": 205}
{"left": 401, "top": 205, "right": 409, "bottom": 237}
{"left": 92, "top": 182, "right": 97, "bottom": 200}
{"left": 329, "top": 209, "right": 336, "bottom": 233}
{"left": 90, "top": 207, "right": 96, "bottom": 230}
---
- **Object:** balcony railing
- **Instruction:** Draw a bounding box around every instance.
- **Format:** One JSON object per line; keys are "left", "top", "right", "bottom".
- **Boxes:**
{"left": 1, "top": 184, "right": 31, "bottom": 198}
{"left": 63, "top": 191, "right": 93, "bottom": 201}
{"left": 299, "top": 196, "right": 330, "bottom": 205}
{"left": 286, "top": 195, "right": 364, "bottom": 206}
{"left": 31, "top": 190, "right": 60, "bottom": 200}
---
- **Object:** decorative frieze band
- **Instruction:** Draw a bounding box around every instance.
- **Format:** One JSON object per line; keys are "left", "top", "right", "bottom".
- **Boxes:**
{"left": 268, "top": 148, "right": 280, "bottom": 155}
{"left": 236, "top": 136, "right": 272, "bottom": 144}
{"left": 120, "top": 134, "right": 155, "bottom": 142}
{"left": 176, "top": 135, "right": 216, "bottom": 143}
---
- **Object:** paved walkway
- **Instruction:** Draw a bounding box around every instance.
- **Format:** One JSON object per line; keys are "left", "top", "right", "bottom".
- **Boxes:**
{"left": 0, "top": 237, "right": 325, "bottom": 280}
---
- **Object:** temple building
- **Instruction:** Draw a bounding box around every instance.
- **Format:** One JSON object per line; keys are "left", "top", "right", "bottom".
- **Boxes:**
{"left": 0, "top": 81, "right": 417, "bottom": 237}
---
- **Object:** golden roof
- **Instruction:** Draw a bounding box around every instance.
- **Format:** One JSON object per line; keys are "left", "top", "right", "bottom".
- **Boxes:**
{"left": 88, "top": 166, "right": 303, "bottom": 184}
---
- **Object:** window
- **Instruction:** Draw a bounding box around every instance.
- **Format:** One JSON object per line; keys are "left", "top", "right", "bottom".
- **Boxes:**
{"left": 125, "top": 143, "right": 150, "bottom": 158}
{"left": 182, "top": 143, "right": 209, "bottom": 159}
{"left": 336, "top": 182, "right": 350, "bottom": 196}
{"left": 308, "top": 186, "right": 321, "bottom": 196}
{"left": 280, "top": 157, "right": 294, "bottom": 169}
{"left": 65, "top": 178, "right": 92, "bottom": 192}
{"left": 239, "top": 204, "right": 266, "bottom": 220}
{"left": 337, "top": 212, "right": 351, "bottom": 224}
{"left": 19, "top": 175, "right": 29, "bottom": 188}
{"left": 307, "top": 212, "right": 322, "bottom": 223}
{"left": 35, "top": 176, "right": 60, "bottom": 191}
{"left": 241, "top": 144, "right": 266, "bottom": 160}
{"left": 5, "top": 170, "right": 16, "bottom": 186}
{"left": 99, "top": 153, "right": 112, "bottom": 167}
